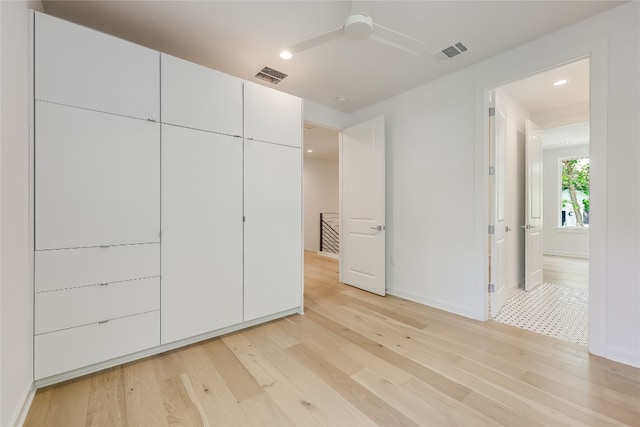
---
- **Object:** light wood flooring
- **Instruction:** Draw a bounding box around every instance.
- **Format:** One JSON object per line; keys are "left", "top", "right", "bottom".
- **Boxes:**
{"left": 25, "top": 252, "right": 639, "bottom": 426}
{"left": 543, "top": 255, "right": 589, "bottom": 290}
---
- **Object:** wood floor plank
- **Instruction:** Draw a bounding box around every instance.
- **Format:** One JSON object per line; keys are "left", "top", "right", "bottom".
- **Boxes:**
{"left": 24, "top": 375, "right": 92, "bottom": 427}
{"left": 223, "top": 332, "right": 338, "bottom": 426}
{"left": 402, "top": 377, "right": 502, "bottom": 427}
{"left": 237, "top": 391, "right": 295, "bottom": 427}
{"left": 247, "top": 335, "right": 377, "bottom": 426}
{"left": 157, "top": 375, "right": 206, "bottom": 427}
{"left": 453, "top": 354, "right": 622, "bottom": 426}
{"left": 522, "top": 370, "right": 640, "bottom": 426}
{"left": 304, "top": 308, "right": 473, "bottom": 402}
{"left": 123, "top": 358, "right": 170, "bottom": 427}
{"left": 199, "top": 337, "right": 263, "bottom": 403}
{"left": 352, "top": 367, "right": 457, "bottom": 426}
{"left": 178, "top": 345, "right": 253, "bottom": 426}
{"left": 287, "top": 342, "right": 420, "bottom": 427}
{"left": 85, "top": 367, "right": 127, "bottom": 427}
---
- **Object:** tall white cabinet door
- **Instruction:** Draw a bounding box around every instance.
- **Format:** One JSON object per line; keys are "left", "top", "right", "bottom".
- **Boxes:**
{"left": 161, "top": 125, "right": 243, "bottom": 344}
{"left": 161, "top": 54, "right": 242, "bottom": 136}
{"left": 243, "top": 81, "right": 302, "bottom": 147}
{"left": 35, "top": 102, "right": 160, "bottom": 250}
{"left": 244, "top": 140, "right": 302, "bottom": 321}
{"left": 34, "top": 12, "right": 159, "bottom": 121}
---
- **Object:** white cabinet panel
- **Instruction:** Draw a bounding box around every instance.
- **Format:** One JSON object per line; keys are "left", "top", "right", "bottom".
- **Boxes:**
{"left": 161, "top": 54, "right": 242, "bottom": 136}
{"left": 244, "top": 81, "right": 302, "bottom": 147}
{"left": 35, "top": 12, "right": 159, "bottom": 120}
{"left": 161, "top": 125, "right": 243, "bottom": 344}
{"left": 35, "top": 102, "right": 160, "bottom": 250}
{"left": 35, "top": 243, "right": 159, "bottom": 293}
{"left": 244, "top": 140, "right": 302, "bottom": 321}
{"left": 35, "top": 277, "right": 159, "bottom": 335}
{"left": 35, "top": 311, "right": 159, "bottom": 380}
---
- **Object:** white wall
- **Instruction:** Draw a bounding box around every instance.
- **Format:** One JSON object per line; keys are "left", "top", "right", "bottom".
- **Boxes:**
{"left": 543, "top": 144, "right": 590, "bottom": 258}
{"left": 349, "top": 2, "right": 639, "bottom": 367}
{"left": 1, "top": 2, "right": 43, "bottom": 426}
{"left": 303, "top": 100, "right": 351, "bottom": 130}
{"left": 303, "top": 157, "right": 339, "bottom": 252}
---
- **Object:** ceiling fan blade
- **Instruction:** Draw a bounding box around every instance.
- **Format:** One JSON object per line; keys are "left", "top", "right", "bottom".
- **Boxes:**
{"left": 371, "top": 23, "right": 429, "bottom": 56}
{"left": 287, "top": 27, "right": 344, "bottom": 55}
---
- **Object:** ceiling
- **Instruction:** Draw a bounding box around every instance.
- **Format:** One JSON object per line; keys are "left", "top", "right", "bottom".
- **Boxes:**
{"left": 304, "top": 125, "right": 340, "bottom": 161}
{"left": 304, "top": 58, "right": 591, "bottom": 161}
{"left": 42, "top": 1, "right": 624, "bottom": 113}
{"left": 539, "top": 122, "right": 590, "bottom": 149}
{"left": 500, "top": 58, "right": 589, "bottom": 115}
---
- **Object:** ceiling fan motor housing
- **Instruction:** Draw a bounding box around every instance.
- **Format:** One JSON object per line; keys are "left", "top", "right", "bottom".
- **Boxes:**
{"left": 344, "top": 14, "right": 373, "bottom": 40}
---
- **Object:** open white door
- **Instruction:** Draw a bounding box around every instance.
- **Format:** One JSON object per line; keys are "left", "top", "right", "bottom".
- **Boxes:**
{"left": 524, "top": 119, "right": 543, "bottom": 291}
{"left": 340, "top": 116, "right": 385, "bottom": 296}
{"left": 489, "top": 92, "right": 509, "bottom": 317}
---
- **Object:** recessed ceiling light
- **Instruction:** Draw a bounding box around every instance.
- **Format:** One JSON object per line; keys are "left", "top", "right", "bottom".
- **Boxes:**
{"left": 280, "top": 50, "right": 292, "bottom": 60}
{"left": 553, "top": 79, "right": 569, "bottom": 86}
{"left": 336, "top": 96, "right": 347, "bottom": 104}
{"left": 307, "top": 149, "right": 313, "bottom": 153}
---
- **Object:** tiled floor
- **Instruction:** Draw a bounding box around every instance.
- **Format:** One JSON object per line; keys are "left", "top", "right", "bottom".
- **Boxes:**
{"left": 494, "top": 282, "right": 589, "bottom": 346}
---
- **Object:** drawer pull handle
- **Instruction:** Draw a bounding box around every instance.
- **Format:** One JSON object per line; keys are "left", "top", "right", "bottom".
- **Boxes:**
{"left": 98, "top": 282, "right": 109, "bottom": 286}
{"left": 99, "top": 245, "right": 109, "bottom": 249}
{"left": 98, "top": 320, "right": 109, "bottom": 325}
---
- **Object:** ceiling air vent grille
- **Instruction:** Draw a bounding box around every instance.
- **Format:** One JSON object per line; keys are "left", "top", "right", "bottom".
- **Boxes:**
{"left": 433, "top": 42, "right": 469, "bottom": 62}
{"left": 255, "top": 66, "right": 288, "bottom": 85}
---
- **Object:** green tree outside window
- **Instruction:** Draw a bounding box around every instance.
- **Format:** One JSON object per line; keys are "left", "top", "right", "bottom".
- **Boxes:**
{"left": 561, "top": 158, "right": 589, "bottom": 227}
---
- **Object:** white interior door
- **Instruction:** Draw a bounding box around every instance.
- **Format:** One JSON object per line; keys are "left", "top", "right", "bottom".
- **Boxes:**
{"left": 340, "top": 116, "right": 386, "bottom": 296}
{"left": 525, "top": 119, "right": 544, "bottom": 291}
{"left": 490, "top": 93, "right": 509, "bottom": 318}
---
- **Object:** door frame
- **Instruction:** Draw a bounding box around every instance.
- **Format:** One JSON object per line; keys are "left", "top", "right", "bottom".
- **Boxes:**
{"left": 473, "top": 42, "right": 607, "bottom": 357}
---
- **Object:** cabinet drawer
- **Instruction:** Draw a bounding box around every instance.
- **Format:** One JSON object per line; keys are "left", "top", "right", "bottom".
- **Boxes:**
{"left": 35, "top": 243, "right": 159, "bottom": 293}
{"left": 35, "top": 277, "right": 159, "bottom": 335}
{"left": 35, "top": 310, "right": 160, "bottom": 380}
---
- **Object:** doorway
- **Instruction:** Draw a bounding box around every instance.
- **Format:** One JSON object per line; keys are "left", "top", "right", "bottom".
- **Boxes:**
{"left": 489, "top": 58, "right": 590, "bottom": 347}
{"left": 303, "top": 123, "right": 340, "bottom": 259}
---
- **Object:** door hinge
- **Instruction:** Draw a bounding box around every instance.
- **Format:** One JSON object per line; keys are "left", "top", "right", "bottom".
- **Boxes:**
{"left": 489, "top": 166, "right": 495, "bottom": 176}
{"left": 488, "top": 225, "right": 495, "bottom": 235}
{"left": 489, "top": 107, "right": 496, "bottom": 117}
{"left": 243, "top": 216, "right": 246, "bottom": 222}
{"left": 488, "top": 283, "right": 495, "bottom": 293}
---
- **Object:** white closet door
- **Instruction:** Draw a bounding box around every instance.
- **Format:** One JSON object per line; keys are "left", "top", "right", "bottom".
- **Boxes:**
{"left": 35, "top": 102, "right": 160, "bottom": 250}
{"left": 161, "top": 125, "right": 243, "bottom": 344}
{"left": 161, "top": 53, "right": 242, "bottom": 136}
{"left": 244, "top": 140, "right": 302, "bottom": 321}
{"left": 35, "top": 12, "right": 159, "bottom": 121}
{"left": 244, "top": 81, "right": 302, "bottom": 147}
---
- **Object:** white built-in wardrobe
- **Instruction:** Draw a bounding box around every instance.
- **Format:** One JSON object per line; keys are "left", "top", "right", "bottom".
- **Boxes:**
{"left": 32, "top": 12, "right": 303, "bottom": 383}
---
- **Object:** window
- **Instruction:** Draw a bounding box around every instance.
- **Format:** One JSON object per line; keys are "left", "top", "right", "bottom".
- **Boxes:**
{"left": 560, "top": 157, "right": 589, "bottom": 228}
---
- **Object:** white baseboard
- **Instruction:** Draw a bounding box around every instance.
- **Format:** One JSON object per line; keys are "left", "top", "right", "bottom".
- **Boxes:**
{"left": 11, "top": 382, "right": 36, "bottom": 427}
{"left": 316, "top": 251, "right": 339, "bottom": 259}
{"left": 543, "top": 250, "right": 589, "bottom": 259}
{"left": 386, "top": 287, "right": 476, "bottom": 320}
{"left": 606, "top": 345, "right": 640, "bottom": 368}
